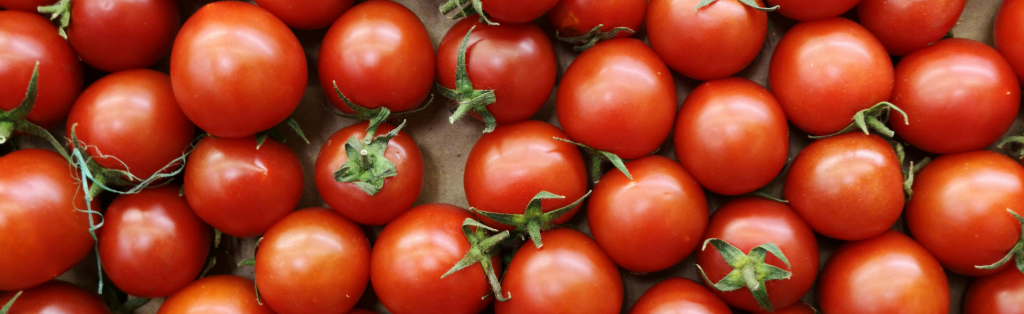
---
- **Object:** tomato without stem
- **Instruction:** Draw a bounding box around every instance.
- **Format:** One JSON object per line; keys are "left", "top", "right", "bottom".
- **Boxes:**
{"left": 67, "top": 0, "right": 180, "bottom": 72}
{"left": 765, "top": 0, "right": 860, "bottom": 21}
{"left": 481, "top": 0, "right": 558, "bottom": 24}
{"left": 996, "top": 0, "right": 1024, "bottom": 83}
{"left": 965, "top": 266, "right": 1024, "bottom": 314}
{"left": 0, "top": 281, "right": 110, "bottom": 314}
{"left": 547, "top": 0, "right": 646, "bottom": 38}
{"left": 254, "top": 0, "right": 354, "bottom": 30}
{"left": 157, "top": 275, "right": 274, "bottom": 314}
{"left": 0, "top": 0, "right": 53, "bottom": 11}
{"left": 754, "top": 303, "right": 817, "bottom": 314}
{"left": 857, "top": 0, "right": 965, "bottom": 56}
{"left": 628, "top": 277, "right": 731, "bottom": 314}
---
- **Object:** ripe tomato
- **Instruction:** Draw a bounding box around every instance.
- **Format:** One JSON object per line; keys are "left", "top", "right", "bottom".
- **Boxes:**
{"left": 588, "top": 156, "right": 707, "bottom": 273}
{"left": 496, "top": 228, "right": 622, "bottom": 314}
{"left": 783, "top": 133, "right": 904, "bottom": 240}
{"left": 890, "top": 39, "right": 1020, "bottom": 154}
{"left": 320, "top": 1, "right": 434, "bottom": 114}
{"left": 348, "top": 310, "right": 377, "bottom": 314}
{"left": 480, "top": 0, "right": 558, "bottom": 24}
{"left": 254, "top": 0, "right": 354, "bottom": 30}
{"left": 674, "top": 77, "right": 788, "bottom": 195}
{"left": 996, "top": 0, "right": 1024, "bottom": 82}
{"left": 171, "top": 1, "right": 306, "bottom": 138}
{"left": 628, "top": 277, "right": 730, "bottom": 314}
{"left": 370, "top": 204, "right": 499, "bottom": 314}
{"left": 818, "top": 230, "right": 949, "bottom": 314}
{"left": 964, "top": 266, "right": 1024, "bottom": 314}
{"left": 769, "top": 18, "right": 894, "bottom": 136}
{"left": 754, "top": 304, "right": 816, "bottom": 314}
{"left": 547, "top": 0, "right": 646, "bottom": 39}
{"left": 157, "top": 275, "right": 274, "bottom": 314}
{"left": 857, "top": 0, "right": 965, "bottom": 56}
{"left": 184, "top": 136, "right": 303, "bottom": 238}
{"left": 0, "top": 149, "right": 97, "bottom": 291}
{"left": 765, "top": 0, "right": 859, "bottom": 21}
{"left": 66, "top": 0, "right": 180, "bottom": 72}
{"left": 0, "top": 11, "right": 83, "bottom": 129}
{"left": 0, "top": 281, "right": 109, "bottom": 314}
{"left": 557, "top": 38, "right": 676, "bottom": 159}
{"left": 0, "top": 0, "right": 53, "bottom": 11}
{"left": 256, "top": 208, "right": 371, "bottom": 314}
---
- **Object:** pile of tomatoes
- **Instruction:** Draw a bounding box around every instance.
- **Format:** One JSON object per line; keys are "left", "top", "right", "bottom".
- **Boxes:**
{"left": 2, "top": 0, "right": 1024, "bottom": 313}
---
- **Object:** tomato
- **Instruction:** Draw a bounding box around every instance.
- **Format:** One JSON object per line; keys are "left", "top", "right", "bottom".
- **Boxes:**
{"left": 890, "top": 39, "right": 1020, "bottom": 154}
{"left": 0, "top": 0, "right": 53, "bottom": 11}
{"left": 0, "top": 149, "right": 97, "bottom": 291}
{"left": 348, "top": 310, "right": 377, "bottom": 314}
{"left": 769, "top": 18, "right": 894, "bottom": 136}
{"left": 996, "top": 0, "right": 1024, "bottom": 82}
{"left": 754, "top": 304, "right": 817, "bottom": 314}
{"left": 588, "top": 156, "right": 707, "bottom": 273}
{"left": 765, "top": 0, "right": 860, "bottom": 21}
{"left": 674, "top": 77, "right": 788, "bottom": 195}
{"left": 256, "top": 208, "right": 371, "bottom": 314}
{"left": 254, "top": 0, "right": 354, "bottom": 30}
{"left": 0, "top": 281, "right": 109, "bottom": 314}
{"left": 783, "top": 133, "right": 904, "bottom": 240}
{"left": 556, "top": 38, "right": 676, "bottom": 159}
{"left": 320, "top": 1, "right": 434, "bottom": 114}
{"left": 370, "top": 204, "right": 499, "bottom": 314}
{"left": 481, "top": 0, "right": 559, "bottom": 24}
{"left": 66, "top": 0, "right": 180, "bottom": 72}
{"left": 171, "top": 1, "right": 306, "bottom": 138}
{"left": 157, "top": 275, "right": 274, "bottom": 314}
{"left": 964, "top": 266, "right": 1024, "bottom": 314}
{"left": 818, "top": 230, "right": 949, "bottom": 313}
{"left": 647, "top": 0, "right": 767, "bottom": 80}
{"left": 628, "top": 277, "right": 730, "bottom": 314}
{"left": 184, "top": 136, "right": 303, "bottom": 238}
{"left": 857, "top": 0, "right": 965, "bottom": 56}
{"left": 0, "top": 11, "right": 83, "bottom": 129}
{"left": 496, "top": 228, "right": 622, "bottom": 314}
{"left": 547, "top": 0, "right": 646, "bottom": 39}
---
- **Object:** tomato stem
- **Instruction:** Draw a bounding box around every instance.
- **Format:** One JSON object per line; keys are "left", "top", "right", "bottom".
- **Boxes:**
{"left": 443, "top": 218, "right": 511, "bottom": 301}
{"left": 975, "top": 209, "right": 1024, "bottom": 274}
{"left": 555, "top": 25, "right": 635, "bottom": 52}
{"left": 333, "top": 120, "right": 406, "bottom": 196}
{"left": 0, "top": 291, "right": 21, "bottom": 314}
{"left": 436, "top": 26, "right": 499, "bottom": 133}
{"left": 553, "top": 137, "right": 632, "bottom": 184}
{"left": 0, "top": 62, "right": 69, "bottom": 158}
{"left": 697, "top": 238, "right": 793, "bottom": 312}
{"left": 809, "top": 102, "right": 908, "bottom": 139}
{"left": 439, "top": 0, "right": 497, "bottom": 25}
{"left": 0, "top": 122, "right": 12, "bottom": 145}
{"left": 473, "top": 190, "right": 591, "bottom": 248}
{"left": 37, "top": 0, "right": 71, "bottom": 39}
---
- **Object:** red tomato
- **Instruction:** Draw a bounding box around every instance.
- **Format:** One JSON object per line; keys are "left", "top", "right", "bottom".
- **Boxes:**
{"left": 98, "top": 186, "right": 211, "bottom": 298}
{"left": 256, "top": 208, "right": 371, "bottom": 314}
{"left": 765, "top": 0, "right": 860, "bottom": 21}
{"left": 370, "top": 204, "right": 499, "bottom": 314}
{"left": 754, "top": 304, "right": 817, "bottom": 314}
{"left": 647, "top": 0, "right": 768, "bottom": 80}
{"left": 628, "top": 277, "right": 731, "bottom": 314}
{"left": 769, "top": 18, "right": 894, "bottom": 136}
{"left": 818, "top": 230, "right": 949, "bottom": 314}
{"left": 157, "top": 275, "right": 274, "bottom": 314}
{"left": 906, "top": 151, "right": 1024, "bottom": 276}
{"left": 674, "top": 77, "right": 788, "bottom": 195}
{"left": 588, "top": 156, "right": 708, "bottom": 273}
{"left": 171, "top": 1, "right": 306, "bottom": 138}
{"left": 857, "top": 0, "right": 965, "bottom": 56}
{"left": 184, "top": 136, "right": 303, "bottom": 238}
{"left": 348, "top": 310, "right": 377, "bottom": 314}
{"left": 496, "top": 228, "right": 622, "bottom": 314}
{"left": 783, "top": 133, "right": 904, "bottom": 240}
{"left": 0, "top": 11, "right": 83, "bottom": 129}
{"left": 890, "top": 39, "right": 1020, "bottom": 154}
{"left": 320, "top": 1, "right": 434, "bottom": 114}
{"left": 964, "top": 266, "right": 1024, "bottom": 314}
{"left": 547, "top": 0, "right": 646, "bottom": 38}
{"left": 0, "top": 0, "right": 53, "bottom": 11}
{"left": 996, "top": 0, "right": 1024, "bottom": 82}
{"left": 557, "top": 38, "right": 676, "bottom": 159}
{"left": 254, "top": 0, "right": 354, "bottom": 30}
{"left": 0, "top": 281, "right": 110, "bottom": 314}
{"left": 66, "top": 0, "right": 180, "bottom": 72}
{"left": 480, "top": 0, "right": 558, "bottom": 24}
{"left": 0, "top": 149, "right": 97, "bottom": 291}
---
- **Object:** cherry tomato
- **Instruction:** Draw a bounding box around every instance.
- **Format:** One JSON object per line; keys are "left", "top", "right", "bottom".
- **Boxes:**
{"left": 765, "top": 0, "right": 860, "bottom": 21}
{"left": 320, "top": 1, "right": 434, "bottom": 114}
{"left": 157, "top": 275, "right": 274, "bottom": 314}
{"left": 0, "top": 0, "right": 53, "bottom": 11}
{"left": 890, "top": 39, "right": 1020, "bottom": 154}
{"left": 964, "top": 266, "right": 1024, "bottom": 314}
{"left": 348, "top": 310, "right": 377, "bottom": 314}
{"left": 496, "top": 228, "right": 623, "bottom": 314}
{"left": 818, "top": 230, "right": 949, "bottom": 314}
{"left": 0, "top": 281, "right": 109, "bottom": 314}
{"left": 588, "top": 156, "right": 708, "bottom": 273}
{"left": 556, "top": 38, "right": 676, "bottom": 159}
{"left": 370, "top": 204, "right": 499, "bottom": 314}
{"left": 184, "top": 136, "right": 303, "bottom": 238}
{"left": 66, "top": 0, "right": 180, "bottom": 72}
{"left": 547, "top": 0, "right": 646, "bottom": 38}
{"left": 769, "top": 18, "right": 894, "bottom": 136}
{"left": 783, "top": 133, "right": 904, "bottom": 241}
{"left": 628, "top": 277, "right": 731, "bottom": 314}
{"left": 647, "top": 0, "right": 767, "bottom": 80}
{"left": 171, "top": 1, "right": 306, "bottom": 138}
{"left": 754, "top": 304, "right": 817, "bottom": 314}
{"left": 0, "top": 11, "right": 83, "bottom": 129}
{"left": 480, "top": 0, "right": 558, "bottom": 24}
{"left": 254, "top": 0, "right": 354, "bottom": 30}
{"left": 0, "top": 149, "right": 97, "bottom": 291}
{"left": 857, "top": 0, "right": 965, "bottom": 56}
{"left": 996, "top": 0, "right": 1024, "bottom": 82}
{"left": 256, "top": 208, "right": 371, "bottom": 314}
{"left": 674, "top": 77, "right": 788, "bottom": 195}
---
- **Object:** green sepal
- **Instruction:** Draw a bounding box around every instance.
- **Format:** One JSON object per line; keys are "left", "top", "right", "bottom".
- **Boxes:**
{"left": 1, "top": 291, "right": 22, "bottom": 314}
{"left": 0, "top": 62, "right": 69, "bottom": 159}
{"left": 697, "top": 238, "right": 793, "bottom": 312}
{"left": 254, "top": 117, "right": 309, "bottom": 150}
{"left": 697, "top": 0, "right": 778, "bottom": 12}
{"left": 436, "top": 26, "right": 499, "bottom": 133}
{"left": 555, "top": 25, "right": 635, "bottom": 52}
{"left": 439, "top": 0, "right": 497, "bottom": 25}
{"left": 443, "top": 218, "right": 511, "bottom": 301}
{"left": 998, "top": 135, "right": 1024, "bottom": 160}
{"left": 810, "top": 102, "right": 909, "bottom": 139}
{"left": 751, "top": 187, "right": 789, "bottom": 203}
{"left": 975, "top": 209, "right": 1024, "bottom": 274}
{"left": 473, "top": 190, "right": 592, "bottom": 248}
{"left": 892, "top": 141, "right": 930, "bottom": 200}
{"left": 553, "top": 137, "right": 632, "bottom": 184}
{"left": 37, "top": 0, "right": 71, "bottom": 38}
{"left": 333, "top": 120, "right": 407, "bottom": 195}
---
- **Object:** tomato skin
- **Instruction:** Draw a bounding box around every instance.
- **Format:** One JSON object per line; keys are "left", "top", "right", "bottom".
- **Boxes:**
{"left": 546, "top": 0, "right": 646, "bottom": 38}
{"left": 647, "top": 0, "right": 767, "bottom": 80}
{"left": 184, "top": 136, "right": 304, "bottom": 238}
{"left": 157, "top": 275, "right": 274, "bottom": 314}
{"left": 965, "top": 266, "right": 1024, "bottom": 314}
{"left": 818, "top": 230, "right": 949, "bottom": 314}
{"left": 0, "top": 281, "right": 110, "bottom": 314}
{"left": 0, "top": 0, "right": 53, "bottom": 11}
{"left": 996, "top": 0, "right": 1024, "bottom": 82}
{"left": 464, "top": 121, "right": 588, "bottom": 230}
{"left": 556, "top": 38, "right": 676, "bottom": 159}
{"left": 857, "top": 0, "right": 965, "bottom": 56}
{"left": 588, "top": 156, "right": 708, "bottom": 273}
{"left": 890, "top": 39, "right": 1020, "bottom": 154}
{"left": 0, "top": 149, "right": 97, "bottom": 291}
{"left": 754, "top": 303, "right": 816, "bottom": 314}
{"left": 769, "top": 18, "right": 894, "bottom": 136}
{"left": 674, "top": 78, "right": 788, "bottom": 195}
{"left": 320, "top": 1, "right": 435, "bottom": 114}
{"left": 0, "top": 11, "right": 83, "bottom": 129}
{"left": 783, "top": 133, "right": 904, "bottom": 241}
{"left": 481, "top": 0, "right": 559, "bottom": 24}
{"left": 66, "top": 0, "right": 180, "bottom": 72}
{"left": 496, "top": 228, "right": 623, "bottom": 314}
{"left": 254, "top": 0, "right": 354, "bottom": 30}
{"left": 764, "top": 0, "right": 860, "bottom": 21}
{"left": 628, "top": 277, "right": 731, "bottom": 314}
{"left": 370, "top": 204, "right": 499, "bottom": 314}
{"left": 171, "top": 1, "right": 306, "bottom": 138}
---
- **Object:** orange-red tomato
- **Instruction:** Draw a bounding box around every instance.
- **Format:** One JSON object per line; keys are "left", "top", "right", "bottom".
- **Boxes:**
{"left": 0, "top": 281, "right": 110, "bottom": 314}
{"left": 157, "top": 275, "right": 275, "bottom": 314}
{"left": 629, "top": 277, "right": 731, "bottom": 314}
{"left": 964, "top": 266, "right": 1024, "bottom": 314}
{"left": 547, "top": 0, "right": 646, "bottom": 38}
{"left": 996, "top": 0, "right": 1024, "bottom": 83}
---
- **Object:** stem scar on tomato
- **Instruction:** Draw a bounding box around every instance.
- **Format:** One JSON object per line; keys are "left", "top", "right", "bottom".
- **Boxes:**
{"left": 0, "top": 291, "right": 22, "bottom": 314}
{"left": 553, "top": 137, "right": 632, "bottom": 184}
{"left": 696, "top": 0, "right": 779, "bottom": 12}
{"left": 439, "top": 0, "right": 497, "bottom": 25}
{"left": 976, "top": 209, "right": 1024, "bottom": 274}
{"left": 555, "top": 25, "right": 635, "bottom": 52}
{"left": 0, "top": 62, "right": 67, "bottom": 158}
{"left": 443, "top": 218, "right": 511, "bottom": 301}
{"left": 697, "top": 238, "right": 792, "bottom": 312}
{"left": 435, "top": 26, "right": 499, "bottom": 133}
{"left": 473, "top": 190, "right": 591, "bottom": 248}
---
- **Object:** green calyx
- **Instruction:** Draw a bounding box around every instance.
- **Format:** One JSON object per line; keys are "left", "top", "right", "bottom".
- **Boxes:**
{"left": 0, "top": 62, "right": 68, "bottom": 159}
{"left": 810, "top": 102, "right": 909, "bottom": 139}
{"left": 326, "top": 81, "right": 433, "bottom": 129}
{"left": 473, "top": 190, "right": 592, "bottom": 248}
{"left": 333, "top": 119, "right": 407, "bottom": 196}
{"left": 976, "top": 209, "right": 1024, "bottom": 274}
{"left": 255, "top": 117, "right": 309, "bottom": 150}
{"left": 696, "top": 0, "right": 779, "bottom": 12}
{"left": 553, "top": 137, "right": 632, "bottom": 184}
{"left": 38, "top": 0, "right": 71, "bottom": 38}
{"left": 998, "top": 135, "right": 1024, "bottom": 160}
{"left": 439, "top": 0, "right": 497, "bottom": 25}
{"left": 892, "top": 141, "right": 929, "bottom": 200}
{"left": 443, "top": 218, "right": 511, "bottom": 301}
{"left": 555, "top": 25, "right": 635, "bottom": 52}
{"left": 1, "top": 291, "right": 22, "bottom": 314}
{"left": 697, "top": 238, "right": 793, "bottom": 312}
{"left": 751, "top": 187, "right": 789, "bottom": 203}
{"left": 436, "top": 26, "right": 499, "bottom": 133}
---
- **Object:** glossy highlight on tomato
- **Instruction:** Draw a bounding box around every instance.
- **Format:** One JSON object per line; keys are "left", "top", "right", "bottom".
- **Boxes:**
{"left": 857, "top": 0, "right": 965, "bottom": 56}
{"left": 996, "top": 0, "right": 1024, "bottom": 82}
{"left": 766, "top": 0, "right": 860, "bottom": 21}
{"left": 157, "top": 275, "right": 274, "bottom": 314}
{"left": 629, "top": 277, "right": 731, "bottom": 314}
{"left": 255, "top": 0, "right": 355, "bottom": 30}
{"left": 547, "top": 0, "right": 646, "bottom": 38}
{"left": 964, "top": 266, "right": 1024, "bottom": 314}
{"left": 67, "top": 0, "right": 180, "bottom": 72}
{"left": 0, "top": 281, "right": 110, "bottom": 314}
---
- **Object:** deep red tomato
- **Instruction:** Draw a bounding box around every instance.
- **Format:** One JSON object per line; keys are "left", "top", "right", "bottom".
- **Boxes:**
{"left": 66, "top": 0, "right": 180, "bottom": 72}
{"left": 857, "top": 0, "right": 965, "bottom": 56}
{"left": 256, "top": 208, "right": 371, "bottom": 314}
{"left": 320, "top": 1, "right": 434, "bottom": 114}
{"left": 890, "top": 39, "right": 1020, "bottom": 154}
{"left": 157, "top": 275, "right": 274, "bottom": 314}
{"left": 674, "top": 77, "right": 788, "bottom": 195}
{"left": 556, "top": 38, "right": 676, "bottom": 159}
{"left": 647, "top": 0, "right": 767, "bottom": 80}
{"left": 818, "top": 230, "right": 949, "bottom": 313}
{"left": 588, "top": 156, "right": 707, "bottom": 273}
{"left": 496, "top": 228, "right": 622, "bottom": 314}
{"left": 765, "top": 0, "right": 860, "bottom": 21}
{"left": 628, "top": 277, "right": 731, "bottom": 314}
{"left": 996, "top": 0, "right": 1024, "bottom": 82}
{"left": 547, "top": 0, "right": 646, "bottom": 38}
{"left": 171, "top": 1, "right": 306, "bottom": 138}
{"left": 0, "top": 149, "right": 97, "bottom": 291}
{"left": 98, "top": 186, "right": 211, "bottom": 298}
{"left": 964, "top": 266, "right": 1024, "bottom": 314}
{"left": 0, "top": 11, "right": 83, "bottom": 129}
{"left": 906, "top": 151, "right": 1024, "bottom": 276}
{"left": 370, "top": 204, "right": 499, "bottom": 314}
{"left": 783, "top": 133, "right": 904, "bottom": 240}
{"left": 479, "top": 0, "right": 558, "bottom": 24}
{"left": 254, "top": 0, "right": 354, "bottom": 30}
{"left": 0, "top": 0, "right": 53, "bottom": 11}
{"left": 0, "top": 281, "right": 110, "bottom": 314}
{"left": 769, "top": 18, "right": 894, "bottom": 136}
{"left": 754, "top": 304, "right": 817, "bottom": 314}
{"left": 184, "top": 136, "right": 303, "bottom": 238}
{"left": 348, "top": 309, "right": 377, "bottom": 314}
